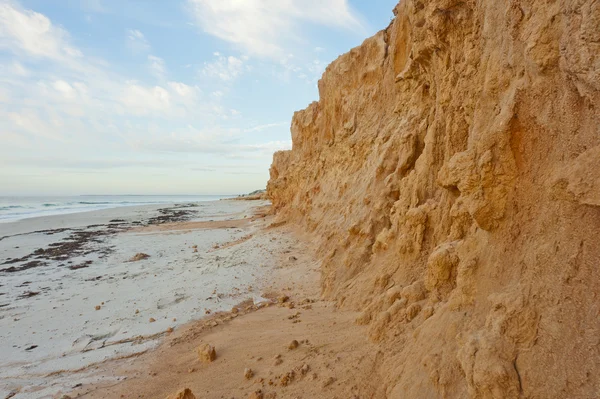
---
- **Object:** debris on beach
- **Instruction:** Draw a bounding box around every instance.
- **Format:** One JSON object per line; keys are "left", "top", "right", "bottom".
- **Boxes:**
{"left": 95, "top": 305, "right": 101, "bottom": 311}
{"left": 149, "top": 317, "right": 156, "bottom": 323}
{"left": 128, "top": 253, "right": 150, "bottom": 262}
{"left": 197, "top": 343, "right": 216, "bottom": 363}
{"left": 288, "top": 340, "right": 299, "bottom": 350}
{"left": 300, "top": 364, "right": 310, "bottom": 375}
{"left": 248, "top": 390, "right": 264, "bottom": 399}
{"left": 244, "top": 367, "right": 254, "bottom": 379}
{"left": 17, "top": 291, "right": 40, "bottom": 299}
{"left": 165, "top": 388, "right": 196, "bottom": 399}
{"left": 69, "top": 260, "right": 92, "bottom": 270}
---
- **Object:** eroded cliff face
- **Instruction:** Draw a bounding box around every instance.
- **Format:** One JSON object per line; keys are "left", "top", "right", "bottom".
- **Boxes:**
{"left": 268, "top": 0, "right": 599, "bottom": 398}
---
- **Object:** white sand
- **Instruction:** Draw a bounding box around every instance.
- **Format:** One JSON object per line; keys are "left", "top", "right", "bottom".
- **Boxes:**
{"left": 0, "top": 199, "right": 286, "bottom": 399}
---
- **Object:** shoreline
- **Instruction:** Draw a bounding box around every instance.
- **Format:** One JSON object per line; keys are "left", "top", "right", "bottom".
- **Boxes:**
{"left": 0, "top": 196, "right": 238, "bottom": 225}
{"left": 0, "top": 199, "right": 282, "bottom": 399}
{"left": 68, "top": 223, "right": 382, "bottom": 399}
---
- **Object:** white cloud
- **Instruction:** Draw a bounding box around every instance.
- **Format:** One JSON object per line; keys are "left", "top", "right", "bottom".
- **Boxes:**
{"left": 200, "top": 53, "right": 247, "bottom": 81}
{"left": 148, "top": 54, "right": 166, "bottom": 79}
{"left": 0, "top": 2, "right": 82, "bottom": 62}
{"left": 245, "top": 122, "right": 287, "bottom": 133}
{"left": 120, "top": 83, "right": 171, "bottom": 115}
{"left": 186, "top": 0, "right": 364, "bottom": 58}
{"left": 5, "top": 108, "right": 65, "bottom": 141}
{"left": 0, "top": 1, "right": 293, "bottom": 195}
{"left": 11, "top": 61, "right": 29, "bottom": 76}
{"left": 127, "top": 29, "right": 150, "bottom": 53}
{"left": 168, "top": 81, "right": 194, "bottom": 97}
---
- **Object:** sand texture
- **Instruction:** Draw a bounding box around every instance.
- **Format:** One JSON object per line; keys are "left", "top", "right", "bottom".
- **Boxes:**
{"left": 268, "top": 0, "right": 600, "bottom": 398}
{"left": 54, "top": 224, "right": 383, "bottom": 399}
{"left": 0, "top": 200, "right": 280, "bottom": 398}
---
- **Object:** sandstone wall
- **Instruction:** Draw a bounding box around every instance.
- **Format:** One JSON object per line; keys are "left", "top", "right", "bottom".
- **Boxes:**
{"left": 267, "top": 1, "right": 600, "bottom": 398}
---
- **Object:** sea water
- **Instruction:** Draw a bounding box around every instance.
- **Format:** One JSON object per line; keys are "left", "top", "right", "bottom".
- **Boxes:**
{"left": 0, "top": 195, "right": 236, "bottom": 223}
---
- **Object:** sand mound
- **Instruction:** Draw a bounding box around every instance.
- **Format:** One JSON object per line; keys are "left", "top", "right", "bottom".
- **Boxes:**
{"left": 268, "top": 0, "right": 600, "bottom": 397}
{"left": 128, "top": 253, "right": 150, "bottom": 262}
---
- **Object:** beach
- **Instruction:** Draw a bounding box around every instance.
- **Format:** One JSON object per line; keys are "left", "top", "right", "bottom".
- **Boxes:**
{"left": 0, "top": 199, "right": 299, "bottom": 398}
{"left": 1, "top": 199, "right": 380, "bottom": 399}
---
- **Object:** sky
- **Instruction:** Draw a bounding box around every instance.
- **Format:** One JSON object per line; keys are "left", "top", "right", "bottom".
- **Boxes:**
{"left": 0, "top": 0, "right": 397, "bottom": 195}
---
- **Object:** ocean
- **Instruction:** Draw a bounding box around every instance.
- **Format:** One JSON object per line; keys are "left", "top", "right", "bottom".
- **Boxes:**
{"left": 0, "top": 195, "right": 236, "bottom": 223}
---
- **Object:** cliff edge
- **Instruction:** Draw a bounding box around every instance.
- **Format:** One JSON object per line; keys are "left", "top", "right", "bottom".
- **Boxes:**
{"left": 268, "top": 0, "right": 600, "bottom": 398}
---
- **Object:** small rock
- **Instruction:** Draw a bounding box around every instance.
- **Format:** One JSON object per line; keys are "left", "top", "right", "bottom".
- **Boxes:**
{"left": 95, "top": 305, "right": 101, "bottom": 311}
{"left": 165, "top": 388, "right": 196, "bottom": 399}
{"left": 300, "top": 364, "right": 310, "bottom": 375}
{"left": 280, "top": 370, "right": 295, "bottom": 387}
{"left": 288, "top": 340, "right": 299, "bottom": 350}
{"left": 231, "top": 307, "right": 239, "bottom": 314}
{"left": 322, "top": 376, "right": 336, "bottom": 388}
{"left": 149, "top": 318, "right": 156, "bottom": 323}
{"left": 166, "top": 327, "right": 174, "bottom": 333}
{"left": 135, "top": 309, "right": 140, "bottom": 314}
{"left": 129, "top": 253, "right": 150, "bottom": 262}
{"left": 244, "top": 367, "right": 254, "bottom": 379}
{"left": 197, "top": 343, "right": 216, "bottom": 363}
{"left": 289, "top": 256, "right": 298, "bottom": 261}
{"left": 278, "top": 295, "right": 289, "bottom": 303}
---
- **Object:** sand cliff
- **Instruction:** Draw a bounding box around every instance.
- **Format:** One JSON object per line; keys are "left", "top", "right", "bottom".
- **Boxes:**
{"left": 268, "top": 1, "right": 600, "bottom": 397}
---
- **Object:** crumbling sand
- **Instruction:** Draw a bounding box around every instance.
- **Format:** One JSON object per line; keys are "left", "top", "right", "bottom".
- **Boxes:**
{"left": 67, "top": 225, "right": 385, "bottom": 399}
{"left": 267, "top": 0, "right": 600, "bottom": 397}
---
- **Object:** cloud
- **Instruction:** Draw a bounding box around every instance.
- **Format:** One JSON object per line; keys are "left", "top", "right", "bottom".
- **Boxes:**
{"left": 127, "top": 29, "right": 150, "bottom": 53}
{"left": 148, "top": 54, "right": 166, "bottom": 79}
{"left": 200, "top": 52, "right": 247, "bottom": 82}
{"left": 0, "top": 1, "right": 293, "bottom": 195}
{"left": 245, "top": 122, "right": 288, "bottom": 133}
{"left": 119, "top": 83, "right": 171, "bottom": 115}
{"left": 0, "top": 2, "right": 83, "bottom": 62}
{"left": 186, "top": 0, "right": 364, "bottom": 58}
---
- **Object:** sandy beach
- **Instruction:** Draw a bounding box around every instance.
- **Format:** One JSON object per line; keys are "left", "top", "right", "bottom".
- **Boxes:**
{"left": 1, "top": 199, "right": 380, "bottom": 399}
{"left": 1, "top": 199, "right": 311, "bottom": 399}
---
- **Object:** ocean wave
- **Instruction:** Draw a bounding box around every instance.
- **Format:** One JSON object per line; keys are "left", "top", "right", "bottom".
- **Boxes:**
{"left": 0, "top": 205, "right": 26, "bottom": 210}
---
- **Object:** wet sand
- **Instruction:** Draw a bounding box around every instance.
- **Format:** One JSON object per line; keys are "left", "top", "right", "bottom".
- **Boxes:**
{"left": 0, "top": 200, "right": 276, "bottom": 399}
{"left": 1, "top": 200, "right": 380, "bottom": 399}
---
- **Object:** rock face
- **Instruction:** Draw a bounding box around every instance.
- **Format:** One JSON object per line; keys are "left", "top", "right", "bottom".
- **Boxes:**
{"left": 267, "top": 1, "right": 600, "bottom": 398}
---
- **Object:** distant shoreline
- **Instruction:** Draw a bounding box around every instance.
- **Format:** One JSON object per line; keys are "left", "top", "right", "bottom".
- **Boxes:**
{"left": 0, "top": 195, "right": 240, "bottom": 223}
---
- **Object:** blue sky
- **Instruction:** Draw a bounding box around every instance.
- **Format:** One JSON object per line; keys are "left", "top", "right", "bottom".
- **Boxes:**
{"left": 0, "top": 0, "right": 397, "bottom": 195}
